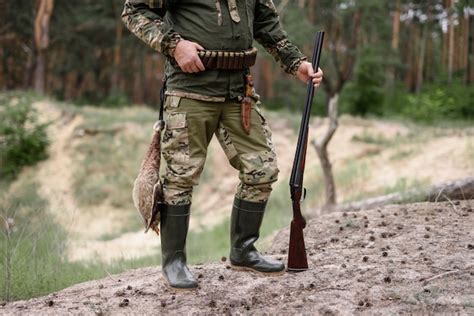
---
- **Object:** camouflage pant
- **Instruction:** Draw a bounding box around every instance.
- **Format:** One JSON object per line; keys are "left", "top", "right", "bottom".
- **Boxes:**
{"left": 161, "top": 95, "right": 279, "bottom": 205}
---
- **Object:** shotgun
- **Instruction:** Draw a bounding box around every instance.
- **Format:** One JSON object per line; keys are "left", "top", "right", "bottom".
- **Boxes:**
{"left": 287, "top": 31, "right": 325, "bottom": 272}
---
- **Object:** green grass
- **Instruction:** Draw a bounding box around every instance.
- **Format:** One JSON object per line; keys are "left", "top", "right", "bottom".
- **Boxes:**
{"left": 334, "top": 160, "right": 372, "bottom": 204}
{"left": 351, "top": 130, "right": 394, "bottom": 146}
{"left": 76, "top": 106, "right": 157, "bottom": 127}
{"left": 97, "top": 211, "right": 143, "bottom": 241}
{"left": 350, "top": 125, "right": 434, "bottom": 149}
{"left": 343, "top": 176, "right": 430, "bottom": 204}
{"left": 72, "top": 106, "right": 156, "bottom": 210}
{"left": 389, "top": 148, "right": 416, "bottom": 161}
{"left": 260, "top": 177, "right": 294, "bottom": 237}
{"left": 0, "top": 177, "right": 158, "bottom": 302}
{"left": 382, "top": 177, "right": 429, "bottom": 195}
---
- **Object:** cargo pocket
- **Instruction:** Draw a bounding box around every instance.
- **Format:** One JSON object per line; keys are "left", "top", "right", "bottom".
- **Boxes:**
{"left": 253, "top": 104, "right": 275, "bottom": 153}
{"left": 162, "top": 112, "right": 190, "bottom": 165}
{"left": 216, "top": 122, "right": 239, "bottom": 162}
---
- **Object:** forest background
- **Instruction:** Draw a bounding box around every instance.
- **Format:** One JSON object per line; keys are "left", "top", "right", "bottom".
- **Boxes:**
{"left": 0, "top": 0, "right": 473, "bottom": 303}
{"left": 2, "top": 0, "right": 473, "bottom": 119}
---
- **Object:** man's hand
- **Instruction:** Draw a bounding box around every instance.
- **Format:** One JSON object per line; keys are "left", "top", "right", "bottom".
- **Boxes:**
{"left": 174, "top": 40, "right": 205, "bottom": 73}
{"left": 296, "top": 61, "right": 323, "bottom": 87}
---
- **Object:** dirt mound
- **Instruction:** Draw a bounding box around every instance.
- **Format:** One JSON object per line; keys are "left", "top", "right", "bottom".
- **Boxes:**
{"left": 2, "top": 201, "right": 473, "bottom": 315}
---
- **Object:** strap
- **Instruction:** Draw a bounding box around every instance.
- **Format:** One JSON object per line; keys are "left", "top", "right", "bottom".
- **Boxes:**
{"left": 159, "top": 78, "right": 166, "bottom": 121}
{"left": 227, "top": 0, "right": 241, "bottom": 23}
{"left": 153, "top": 77, "right": 166, "bottom": 132}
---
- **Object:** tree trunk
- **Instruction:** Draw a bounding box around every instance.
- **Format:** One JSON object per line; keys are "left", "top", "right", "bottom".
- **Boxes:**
{"left": 337, "top": 177, "right": 474, "bottom": 213}
{"left": 308, "top": 0, "right": 316, "bottom": 24}
{"left": 425, "top": 26, "right": 434, "bottom": 83}
{"left": 405, "top": 22, "right": 417, "bottom": 92}
{"left": 111, "top": 2, "right": 123, "bottom": 94}
{"left": 447, "top": 0, "right": 455, "bottom": 83}
{"left": 316, "top": 146, "right": 336, "bottom": 208}
{"left": 387, "top": 0, "right": 401, "bottom": 87}
{"left": 33, "top": 0, "right": 54, "bottom": 93}
{"left": 0, "top": 47, "right": 4, "bottom": 90}
{"left": 133, "top": 52, "right": 145, "bottom": 104}
{"left": 391, "top": 0, "right": 401, "bottom": 51}
{"left": 297, "top": 0, "right": 305, "bottom": 9}
{"left": 64, "top": 71, "right": 78, "bottom": 100}
{"left": 461, "top": 13, "right": 469, "bottom": 84}
{"left": 416, "top": 24, "right": 428, "bottom": 93}
{"left": 467, "top": 15, "right": 474, "bottom": 85}
{"left": 312, "top": 94, "right": 339, "bottom": 209}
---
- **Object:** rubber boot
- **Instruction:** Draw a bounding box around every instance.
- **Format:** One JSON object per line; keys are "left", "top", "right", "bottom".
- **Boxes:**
{"left": 160, "top": 204, "right": 198, "bottom": 290}
{"left": 230, "top": 197, "right": 285, "bottom": 274}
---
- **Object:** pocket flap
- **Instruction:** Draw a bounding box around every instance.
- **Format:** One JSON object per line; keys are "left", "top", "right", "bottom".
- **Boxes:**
{"left": 128, "top": 0, "right": 163, "bottom": 8}
{"left": 166, "top": 112, "right": 187, "bottom": 129}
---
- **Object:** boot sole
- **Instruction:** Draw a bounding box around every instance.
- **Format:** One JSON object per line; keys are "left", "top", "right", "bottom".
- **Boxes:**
{"left": 230, "top": 264, "right": 285, "bottom": 276}
{"left": 162, "top": 275, "right": 199, "bottom": 292}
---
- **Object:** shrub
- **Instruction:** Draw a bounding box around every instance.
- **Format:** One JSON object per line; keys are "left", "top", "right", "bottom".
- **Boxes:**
{"left": 401, "top": 83, "right": 474, "bottom": 123}
{"left": 0, "top": 94, "right": 49, "bottom": 179}
{"left": 339, "top": 49, "right": 386, "bottom": 116}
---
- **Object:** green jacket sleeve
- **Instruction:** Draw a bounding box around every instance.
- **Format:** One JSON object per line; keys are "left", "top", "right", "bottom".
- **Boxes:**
{"left": 121, "top": 0, "right": 181, "bottom": 58}
{"left": 253, "top": 0, "right": 307, "bottom": 75}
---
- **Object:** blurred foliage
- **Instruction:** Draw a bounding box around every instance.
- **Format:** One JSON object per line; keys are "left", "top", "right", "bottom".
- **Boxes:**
{"left": 381, "top": 82, "right": 474, "bottom": 123}
{"left": 400, "top": 84, "right": 474, "bottom": 123}
{"left": 0, "top": 93, "right": 49, "bottom": 180}
{"left": 339, "top": 48, "right": 386, "bottom": 116}
{"left": 1, "top": 0, "right": 471, "bottom": 119}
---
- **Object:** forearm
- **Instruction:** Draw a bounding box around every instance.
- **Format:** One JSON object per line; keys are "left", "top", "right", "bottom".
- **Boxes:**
{"left": 254, "top": 1, "right": 307, "bottom": 75}
{"left": 263, "top": 39, "right": 307, "bottom": 75}
{"left": 121, "top": 1, "right": 181, "bottom": 57}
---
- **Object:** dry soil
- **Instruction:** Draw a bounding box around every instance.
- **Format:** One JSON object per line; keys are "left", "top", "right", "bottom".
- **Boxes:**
{"left": 2, "top": 200, "right": 473, "bottom": 315}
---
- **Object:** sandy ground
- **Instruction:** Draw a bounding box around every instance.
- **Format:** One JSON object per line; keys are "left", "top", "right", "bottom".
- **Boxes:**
{"left": 2, "top": 200, "right": 473, "bottom": 315}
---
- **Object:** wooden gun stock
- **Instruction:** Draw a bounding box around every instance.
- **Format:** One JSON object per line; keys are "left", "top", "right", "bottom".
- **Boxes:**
{"left": 288, "top": 196, "right": 308, "bottom": 271}
{"left": 287, "top": 31, "right": 325, "bottom": 272}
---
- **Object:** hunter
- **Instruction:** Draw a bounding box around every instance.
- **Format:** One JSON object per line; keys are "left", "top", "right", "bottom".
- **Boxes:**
{"left": 122, "top": 0, "right": 323, "bottom": 290}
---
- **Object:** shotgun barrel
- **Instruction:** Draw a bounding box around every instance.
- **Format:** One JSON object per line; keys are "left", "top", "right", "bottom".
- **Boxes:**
{"left": 287, "top": 31, "right": 325, "bottom": 272}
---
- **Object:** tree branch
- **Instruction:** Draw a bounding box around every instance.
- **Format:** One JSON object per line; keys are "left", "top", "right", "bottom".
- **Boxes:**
{"left": 337, "top": 177, "right": 474, "bottom": 213}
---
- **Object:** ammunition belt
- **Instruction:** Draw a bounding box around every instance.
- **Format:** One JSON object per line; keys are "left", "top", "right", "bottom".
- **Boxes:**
{"left": 198, "top": 47, "right": 258, "bottom": 70}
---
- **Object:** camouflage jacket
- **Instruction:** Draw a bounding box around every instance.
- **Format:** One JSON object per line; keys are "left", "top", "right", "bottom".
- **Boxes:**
{"left": 122, "top": 0, "right": 307, "bottom": 101}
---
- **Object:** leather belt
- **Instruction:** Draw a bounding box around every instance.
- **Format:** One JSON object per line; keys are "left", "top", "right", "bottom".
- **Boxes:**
{"left": 198, "top": 47, "right": 258, "bottom": 70}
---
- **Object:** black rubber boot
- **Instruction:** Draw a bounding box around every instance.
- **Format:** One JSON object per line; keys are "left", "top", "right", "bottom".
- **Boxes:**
{"left": 230, "top": 197, "right": 285, "bottom": 274}
{"left": 160, "top": 204, "right": 198, "bottom": 290}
